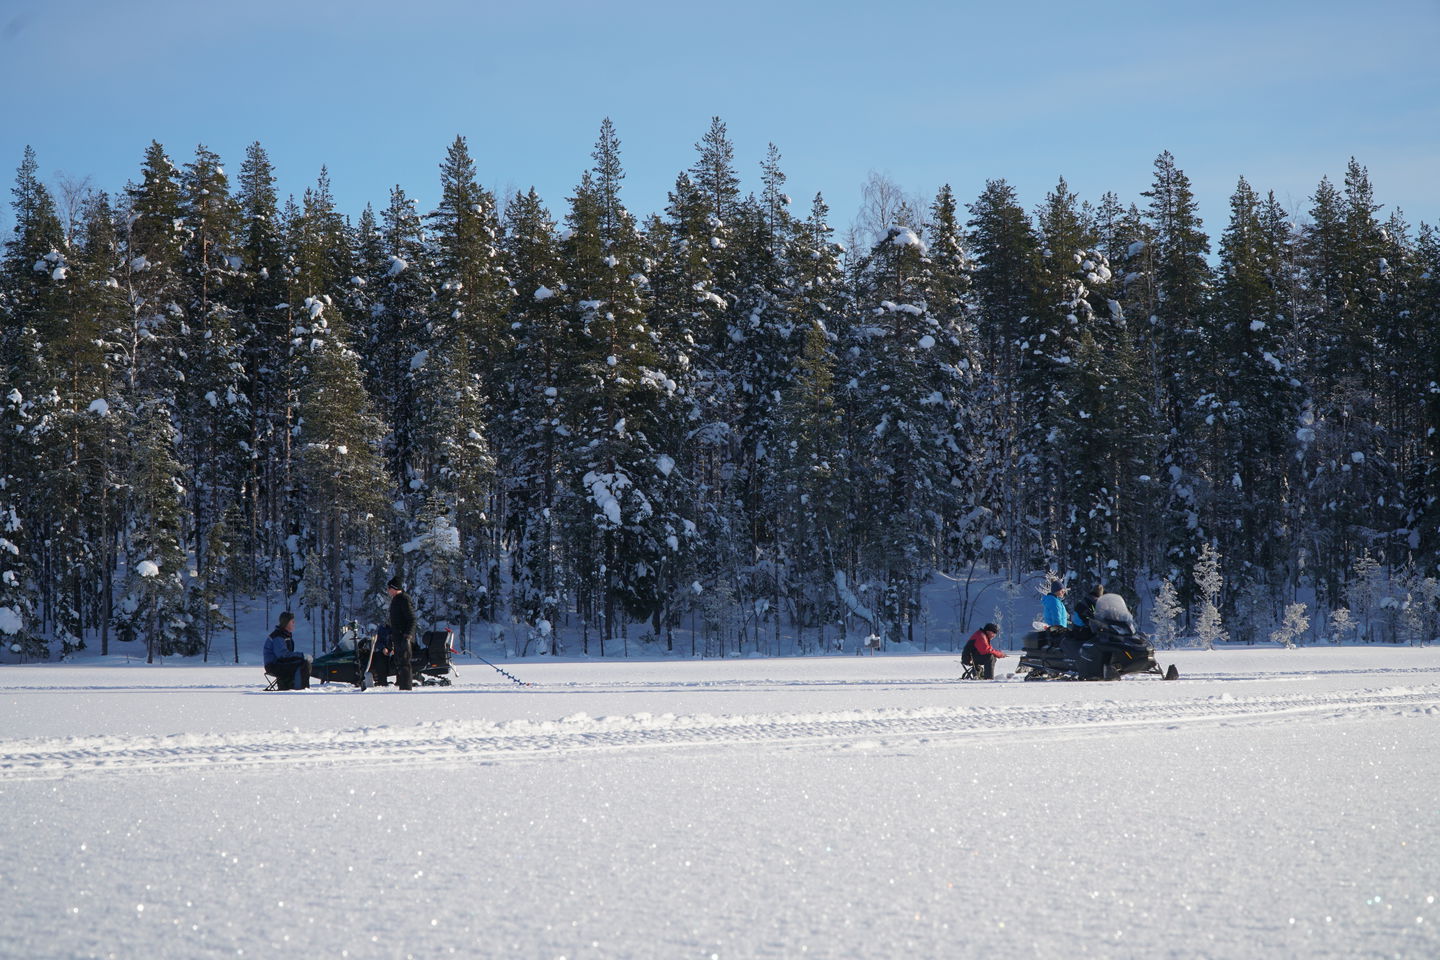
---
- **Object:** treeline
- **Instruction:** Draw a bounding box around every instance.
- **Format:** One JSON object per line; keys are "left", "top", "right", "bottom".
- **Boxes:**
{"left": 2, "top": 118, "right": 1438, "bottom": 661}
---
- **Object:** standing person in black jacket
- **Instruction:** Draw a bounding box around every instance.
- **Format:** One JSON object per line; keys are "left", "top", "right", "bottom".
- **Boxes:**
{"left": 387, "top": 576, "right": 416, "bottom": 691}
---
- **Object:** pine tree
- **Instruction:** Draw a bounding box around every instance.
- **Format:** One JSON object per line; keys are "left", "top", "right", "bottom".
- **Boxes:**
{"left": 1140, "top": 151, "right": 1213, "bottom": 590}
{"left": 1024, "top": 177, "right": 1098, "bottom": 571}
{"left": 32, "top": 190, "right": 129, "bottom": 655}
{"left": 2, "top": 146, "right": 66, "bottom": 399}
{"left": 3, "top": 147, "right": 70, "bottom": 653}
{"left": 500, "top": 188, "right": 571, "bottom": 647}
{"left": 232, "top": 142, "right": 290, "bottom": 584}
{"left": 560, "top": 121, "right": 690, "bottom": 653}
{"left": 771, "top": 193, "right": 848, "bottom": 651}
{"left": 1206, "top": 176, "right": 1303, "bottom": 596}
{"left": 0, "top": 473, "right": 40, "bottom": 659}
{"left": 1192, "top": 541, "right": 1227, "bottom": 649}
{"left": 1296, "top": 162, "right": 1393, "bottom": 602}
{"left": 1149, "top": 577, "right": 1182, "bottom": 648}
{"left": 116, "top": 402, "right": 191, "bottom": 660}
{"left": 923, "top": 184, "right": 991, "bottom": 572}
{"left": 178, "top": 145, "right": 248, "bottom": 582}
{"left": 121, "top": 141, "right": 189, "bottom": 402}
{"left": 425, "top": 137, "right": 511, "bottom": 622}
{"left": 966, "top": 179, "right": 1040, "bottom": 579}
{"left": 1410, "top": 222, "right": 1440, "bottom": 574}
{"left": 847, "top": 190, "right": 974, "bottom": 644}
{"left": 292, "top": 293, "right": 388, "bottom": 652}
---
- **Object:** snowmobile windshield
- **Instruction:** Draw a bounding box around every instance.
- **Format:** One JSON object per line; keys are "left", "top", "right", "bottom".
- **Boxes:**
{"left": 1093, "top": 593, "right": 1136, "bottom": 628}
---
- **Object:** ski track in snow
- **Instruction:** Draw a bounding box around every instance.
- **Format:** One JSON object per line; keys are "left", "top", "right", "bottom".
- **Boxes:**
{"left": 4, "top": 683, "right": 1438, "bottom": 781}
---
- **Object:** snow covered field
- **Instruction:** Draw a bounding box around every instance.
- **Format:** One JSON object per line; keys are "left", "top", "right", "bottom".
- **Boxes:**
{"left": 3, "top": 647, "right": 1439, "bottom": 959}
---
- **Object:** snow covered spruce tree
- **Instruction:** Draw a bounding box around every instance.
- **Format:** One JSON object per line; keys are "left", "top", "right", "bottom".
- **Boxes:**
{"left": 1139, "top": 152, "right": 1213, "bottom": 591}
{"left": 2, "top": 147, "right": 66, "bottom": 402}
{"left": 0, "top": 478, "right": 38, "bottom": 658}
{"left": 1205, "top": 177, "right": 1303, "bottom": 597}
{"left": 286, "top": 171, "right": 387, "bottom": 648}
{"left": 290, "top": 294, "right": 387, "bottom": 651}
{"left": 923, "top": 185, "right": 993, "bottom": 578}
{"left": 423, "top": 136, "right": 512, "bottom": 626}
{"left": 653, "top": 118, "right": 755, "bottom": 634}
{"left": 30, "top": 186, "right": 131, "bottom": 655}
{"left": 1030, "top": 178, "right": 1156, "bottom": 590}
{"left": 772, "top": 195, "right": 849, "bottom": 650}
{"left": 728, "top": 145, "right": 803, "bottom": 650}
{"left": 361, "top": 185, "right": 432, "bottom": 490}
{"left": 119, "top": 142, "right": 190, "bottom": 402}
{"left": 2, "top": 147, "right": 65, "bottom": 653}
{"left": 1192, "top": 540, "right": 1228, "bottom": 649}
{"left": 965, "top": 179, "right": 1040, "bottom": 579}
{"left": 1411, "top": 222, "right": 1440, "bottom": 573}
{"left": 559, "top": 120, "right": 691, "bottom": 654}
{"left": 1296, "top": 161, "right": 1419, "bottom": 608}
{"left": 116, "top": 402, "right": 191, "bottom": 661}
{"left": 231, "top": 142, "right": 293, "bottom": 586}
{"left": 177, "top": 145, "right": 248, "bottom": 587}
{"left": 499, "top": 187, "right": 572, "bottom": 650}
{"left": 844, "top": 188, "right": 977, "bottom": 646}
{"left": 1019, "top": 178, "right": 1096, "bottom": 570}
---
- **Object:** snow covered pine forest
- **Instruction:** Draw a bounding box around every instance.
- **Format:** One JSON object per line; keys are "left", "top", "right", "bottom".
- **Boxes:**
{"left": 3, "top": 117, "right": 1439, "bottom": 661}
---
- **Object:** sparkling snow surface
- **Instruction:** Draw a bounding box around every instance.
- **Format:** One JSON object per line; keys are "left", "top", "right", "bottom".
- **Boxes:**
{"left": 2, "top": 648, "right": 1439, "bottom": 959}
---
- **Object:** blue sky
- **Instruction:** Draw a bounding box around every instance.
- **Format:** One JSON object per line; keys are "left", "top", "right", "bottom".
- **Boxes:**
{"left": 3, "top": 0, "right": 1438, "bottom": 245}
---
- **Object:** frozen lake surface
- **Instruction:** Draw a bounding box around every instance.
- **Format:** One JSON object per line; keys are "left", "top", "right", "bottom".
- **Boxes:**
{"left": 3, "top": 646, "right": 1438, "bottom": 959}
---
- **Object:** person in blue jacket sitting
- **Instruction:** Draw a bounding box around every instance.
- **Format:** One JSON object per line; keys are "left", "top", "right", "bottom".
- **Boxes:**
{"left": 1042, "top": 582, "right": 1080, "bottom": 630}
{"left": 263, "top": 612, "right": 311, "bottom": 690}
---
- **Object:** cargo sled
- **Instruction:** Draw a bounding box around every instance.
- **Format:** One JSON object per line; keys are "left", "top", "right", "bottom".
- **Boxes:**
{"left": 312, "top": 626, "right": 456, "bottom": 688}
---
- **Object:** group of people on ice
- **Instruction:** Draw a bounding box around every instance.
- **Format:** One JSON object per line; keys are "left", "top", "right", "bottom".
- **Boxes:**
{"left": 262, "top": 576, "right": 417, "bottom": 691}
{"left": 962, "top": 580, "right": 1140, "bottom": 680}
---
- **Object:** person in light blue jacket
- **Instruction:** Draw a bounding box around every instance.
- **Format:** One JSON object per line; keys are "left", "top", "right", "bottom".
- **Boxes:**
{"left": 1042, "top": 582, "right": 1074, "bottom": 630}
{"left": 263, "top": 612, "right": 311, "bottom": 690}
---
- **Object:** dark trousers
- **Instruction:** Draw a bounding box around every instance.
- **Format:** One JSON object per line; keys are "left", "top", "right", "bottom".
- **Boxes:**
{"left": 371, "top": 641, "right": 415, "bottom": 688}
{"left": 974, "top": 653, "right": 996, "bottom": 680}
{"left": 396, "top": 635, "right": 414, "bottom": 690}
{"left": 269, "top": 656, "right": 311, "bottom": 690}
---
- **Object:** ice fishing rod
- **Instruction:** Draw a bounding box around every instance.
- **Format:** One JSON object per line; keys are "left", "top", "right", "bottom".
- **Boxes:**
{"left": 472, "top": 652, "right": 535, "bottom": 687}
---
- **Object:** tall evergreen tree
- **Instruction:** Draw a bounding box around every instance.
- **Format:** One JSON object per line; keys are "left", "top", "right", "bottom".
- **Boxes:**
{"left": 966, "top": 179, "right": 1039, "bottom": 579}
{"left": 560, "top": 122, "right": 690, "bottom": 652}
{"left": 500, "top": 188, "right": 572, "bottom": 648}
{"left": 178, "top": 145, "right": 248, "bottom": 577}
{"left": 1206, "top": 176, "right": 1303, "bottom": 594}
{"left": 1140, "top": 151, "right": 1213, "bottom": 587}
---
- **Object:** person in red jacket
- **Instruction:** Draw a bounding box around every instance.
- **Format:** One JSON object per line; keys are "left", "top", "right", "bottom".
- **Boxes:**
{"left": 962, "top": 623, "right": 1007, "bottom": 679}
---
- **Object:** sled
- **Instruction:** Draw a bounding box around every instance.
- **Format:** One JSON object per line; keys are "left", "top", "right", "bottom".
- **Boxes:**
{"left": 312, "top": 626, "right": 456, "bottom": 688}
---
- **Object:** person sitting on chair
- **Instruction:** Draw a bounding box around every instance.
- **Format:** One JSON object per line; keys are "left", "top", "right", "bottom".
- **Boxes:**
{"left": 263, "top": 612, "right": 311, "bottom": 690}
{"left": 962, "top": 623, "right": 1006, "bottom": 679}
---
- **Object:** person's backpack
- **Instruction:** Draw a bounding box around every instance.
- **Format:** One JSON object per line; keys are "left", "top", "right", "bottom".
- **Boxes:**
{"left": 961, "top": 635, "right": 977, "bottom": 665}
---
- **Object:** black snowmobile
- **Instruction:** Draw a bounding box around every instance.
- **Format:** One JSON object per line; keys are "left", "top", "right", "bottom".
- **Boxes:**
{"left": 1016, "top": 609, "right": 1178, "bottom": 682}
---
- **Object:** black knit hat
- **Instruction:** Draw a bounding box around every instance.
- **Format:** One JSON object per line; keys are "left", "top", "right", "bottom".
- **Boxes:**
{"left": 387, "top": 576, "right": 403, "bottom": 591}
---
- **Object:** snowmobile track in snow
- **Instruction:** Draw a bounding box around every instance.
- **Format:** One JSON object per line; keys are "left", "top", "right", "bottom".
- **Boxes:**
{"left": 2, "top": 685, "right": 1437, "bottom": 781}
